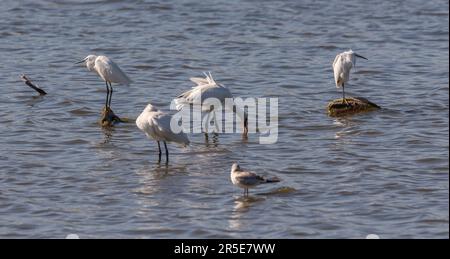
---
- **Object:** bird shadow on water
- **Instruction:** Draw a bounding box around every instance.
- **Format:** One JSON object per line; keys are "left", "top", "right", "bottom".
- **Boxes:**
{"left": 332, "top": 116, "right": 361, "bottom": 141}
{"left": 100, "top": 126, "right": 115, "bottom": 145}
{"left": 201, "top": 132, "right": 249, "bottom": 148}
{"left": 228, "top": 195, "right": 265, "bottom": 231}
{"left": 234, "top": 195, "right": 265, "bottom": 206}
{"left": 228, "top": 187, "right": 296, "bottom": 231}
{"left": 137, "top": 159, "right": 189, "bottom": 178}
{"left": 133, "top": 163, "right": 188, "bottom": 196}
{"left": 333, "top": 115, "right": 357, "bottom": 127}
{"left": 132, "top": 164, "right": 171, "bottom": 199}
{"left": 257, "top": 186, "right": 297, "bottom": 196}
{"left": 92, "top": 126, "right": 123, "bottom": 162}
{"left": 136, "top": 163, "right": 170, "bottom": 181}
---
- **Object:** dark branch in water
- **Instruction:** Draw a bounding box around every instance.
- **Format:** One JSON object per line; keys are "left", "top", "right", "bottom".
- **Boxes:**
{"left": 21, "top": 75, "right": 47, "bottom": 95}
{"left": 100, "top": 106, "right": 126, "bottom": 127}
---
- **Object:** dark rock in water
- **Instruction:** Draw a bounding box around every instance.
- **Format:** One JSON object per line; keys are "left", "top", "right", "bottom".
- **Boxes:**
{"left": 99, "top": 107, "right": 124, "bottom": 127}
{"left": 327, "top": 97, "right": 381, "bottom": 117}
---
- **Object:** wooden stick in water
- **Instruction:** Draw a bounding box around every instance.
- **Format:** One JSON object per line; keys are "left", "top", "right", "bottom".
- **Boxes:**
{"left": 21, "top": 75, "right": 47, "bottom": 95}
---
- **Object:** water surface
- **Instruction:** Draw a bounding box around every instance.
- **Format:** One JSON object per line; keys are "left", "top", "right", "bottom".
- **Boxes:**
{"left": 0, "top": 0, "right": 448, "bottom": 238}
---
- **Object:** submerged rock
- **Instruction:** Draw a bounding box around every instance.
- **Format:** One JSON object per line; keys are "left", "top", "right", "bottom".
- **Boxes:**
{"left": 99, "top": 106, "right": 125, "bottom": 127}
{"left": 327, "top": 97, "right": 381, "bottom": 117}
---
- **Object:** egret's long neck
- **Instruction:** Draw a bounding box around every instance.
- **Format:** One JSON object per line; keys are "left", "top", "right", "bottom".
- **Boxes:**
{"left": 86, "top": 57, "right": 97, "bottom": 72}
{"left": 87, "top": 62, "right": 96, "bottom": 72}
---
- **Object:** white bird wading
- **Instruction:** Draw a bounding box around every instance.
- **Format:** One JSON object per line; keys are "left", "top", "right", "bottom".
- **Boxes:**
{"left": 136, "top": 103, "right": 189, "bottom": 164}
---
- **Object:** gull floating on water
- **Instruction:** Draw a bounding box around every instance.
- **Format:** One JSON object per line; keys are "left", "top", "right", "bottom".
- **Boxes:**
{"left": 136, "top": 103, "right": 189, "bottom": 164}
{"left": 77, "top": 55, "right": 132, "bottom": 108}
{"left": 332, "top": 50, "right": 368, "bottom": 104}
{"left": 174, "top": 72, "right": 248, "bottom": 136}
{"left": 230, "top": 163, "right": 280, "bottom": 196}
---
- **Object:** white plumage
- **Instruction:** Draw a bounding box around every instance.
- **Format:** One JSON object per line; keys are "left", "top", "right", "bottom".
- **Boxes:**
{"left": 333, "top": 50, "right": 355, "bottom": 88}
{"left": 93, "top": 56, "right": 132, "bottom": 85}
{"left": 136, "top": 103, "right": 189, "bottom": 164}
{"left": 230, "top": 163, "right": 280, "bottom": 196}
{"left": 332, "top": 50, "right": 367, "bottom": 103}
{"left": 78, "top": 54, "right": 132, "bottom": 108}
{"left": 174, "top": 72, "right": 233, "bottom": 111}
{"left": 174, "top": 73, "right": 248, "bottom": 135}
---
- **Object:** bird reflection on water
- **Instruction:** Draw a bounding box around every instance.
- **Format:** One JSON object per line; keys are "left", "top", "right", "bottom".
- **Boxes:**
{"left": 204, "top": 133, "right": 219, "bottom": 148}
{"left": 101, "top": 126, "right": 114, "bottom": 144}
{"left": 228, "top": 196, "right": 264, "bottom": 231}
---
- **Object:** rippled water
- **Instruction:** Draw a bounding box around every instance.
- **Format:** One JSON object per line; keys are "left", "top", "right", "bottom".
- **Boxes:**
{"left": 0, "top": 0, "right": 448, "bottom": 238}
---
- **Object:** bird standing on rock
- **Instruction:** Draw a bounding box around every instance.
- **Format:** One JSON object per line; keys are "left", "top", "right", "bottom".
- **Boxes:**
{"left": 332, "top": 50, "right": 368, "bottom": 105}
{"left": 77, "top": 55, "right": 132, "bottom": 109}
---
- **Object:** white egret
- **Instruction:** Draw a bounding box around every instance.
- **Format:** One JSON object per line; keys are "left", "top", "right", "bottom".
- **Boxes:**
{"left": 230, "top": 163, "right": 280, "bottom": 196}
{"left": 77, "top": 55, "right": 132, "bottom": 108}
{"left": 136, "top": 103, "right": 190, "bottom": 164}
{"left": 174, "top": 72, "right": 248, "bottom": 136}
{"left": 332, "top": 50, "right": 368, "bottom": 104}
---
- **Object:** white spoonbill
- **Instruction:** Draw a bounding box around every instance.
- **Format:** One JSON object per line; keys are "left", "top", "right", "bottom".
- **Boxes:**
{"left": 136, "top": 103, "right": 189, "bottom": 164}
{"left": 332, "top": 50, "right": 368, "bottom": 104}
{"left": 174, "top": 72, "right": 248, "bottom": 136}
{"left": 230, "top": 163, "right": 280, "bottom": 196}
{"left": 77, "top": 55, "right": 132, "bottom": 108}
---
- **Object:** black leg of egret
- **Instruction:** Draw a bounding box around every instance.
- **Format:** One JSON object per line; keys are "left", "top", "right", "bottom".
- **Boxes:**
{"left": 105, "top": 81, "right": 110, "bottom": 108}
{"left": 157, "top": 141, "right": 162, "bottom": 163}
{"left": 342, "top": 83, "right": 347, "bottom": 105}
{"left": 164, "top": 141, "right": 169, "bottom": 164}
{"left": 108, "top": 82, "right": 113, "bottom": 108}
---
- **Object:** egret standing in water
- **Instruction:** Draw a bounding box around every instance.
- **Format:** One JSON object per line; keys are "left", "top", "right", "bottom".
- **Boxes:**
{"left": 230, "top": 163, "right": 280, "bottom": 196}
{"left": 77, "top": 55, "right": 132, "bottom": 108}
{"left": 136, "top": 103, "right": 190, "bottom": 164}
{"left": 332, "top": 50, "right": 368, "bottom": 104}
{"left": 174, "top": 72, "right": 248, "bottom": 137}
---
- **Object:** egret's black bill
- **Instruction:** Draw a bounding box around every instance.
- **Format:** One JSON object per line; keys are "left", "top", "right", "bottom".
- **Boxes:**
{"left": 355, "top": 54, "right": 368, "bottom": 60}
{"left": 75, "top": 60, "right": 85, "bottom": 64}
